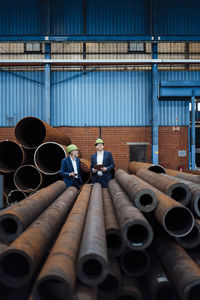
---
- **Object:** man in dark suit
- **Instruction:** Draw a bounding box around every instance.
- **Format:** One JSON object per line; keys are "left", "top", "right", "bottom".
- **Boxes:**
{"left": 90, "top": 138, "right": 114, "bottom": 188}
{"left": 60, "top": 144, "right": 82, "bottom": 189}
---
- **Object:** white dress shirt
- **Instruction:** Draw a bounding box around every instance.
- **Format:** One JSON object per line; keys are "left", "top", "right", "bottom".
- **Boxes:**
{"left": 70, "top": 156, "right": 78, "bottom": 178}
{"left": 97, "top": 150, "right": 104, "bottom": 176}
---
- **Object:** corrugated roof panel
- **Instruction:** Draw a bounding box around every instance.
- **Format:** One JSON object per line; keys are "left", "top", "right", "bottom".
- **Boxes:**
{"left": 0, "top": 71, "right": 44, "bottom": 126}
{"left": 51, "top": 71, "right": 151, "bottom": 126}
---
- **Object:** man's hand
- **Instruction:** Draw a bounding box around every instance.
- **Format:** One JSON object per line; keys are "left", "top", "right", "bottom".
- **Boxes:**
{"left": 70, "top": 172, "right": 76, "bottom": 177}
{"left": 92, "top": 168, "right": 98, "bottom": 173}
{"left": 101, "top": 167, "right": 107, "bottom": 172}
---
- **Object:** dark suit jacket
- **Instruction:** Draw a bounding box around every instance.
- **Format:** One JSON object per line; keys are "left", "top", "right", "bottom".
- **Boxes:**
{"left": 90, "top": 151, "right": 114, "bottom": 187}
{"left": 60, "top": 156, "right": 82, "bottom": 187}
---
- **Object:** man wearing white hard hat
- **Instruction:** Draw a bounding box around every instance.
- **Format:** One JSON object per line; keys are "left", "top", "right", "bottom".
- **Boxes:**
{"left": 60, "top": 144, "right": 82, "bottom": 189}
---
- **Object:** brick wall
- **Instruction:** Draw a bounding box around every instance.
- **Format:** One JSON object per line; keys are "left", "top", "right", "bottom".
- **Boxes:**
{"left": 0, "top": 126, "right": 189, "bottom": 172}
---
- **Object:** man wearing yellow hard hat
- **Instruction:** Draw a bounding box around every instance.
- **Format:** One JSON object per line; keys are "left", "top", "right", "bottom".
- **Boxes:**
{"left": 90, "top": 138, "right": 114, "bottom": 188}
{"left": 60, "top": 144, "right": 82, "bottom": 189}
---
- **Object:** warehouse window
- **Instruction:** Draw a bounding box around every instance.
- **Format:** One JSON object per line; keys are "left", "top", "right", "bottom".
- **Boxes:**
{"left": 24, "top": 43, "right": 42, "bottom": 54}
{"left": 128, "top": 42, "right": 146, "bottom": 53}
{"left": 127, "top": 143, "right": 149, "bottom": 162}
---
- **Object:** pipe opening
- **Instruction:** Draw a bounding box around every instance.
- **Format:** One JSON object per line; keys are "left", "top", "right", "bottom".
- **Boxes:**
{"left": 82, "top": 259, "right": 102, "bottom": 279}
{"left": 36, "top": 279, "right": 69, "bottom": 300}
{"left": 0, "top": 218, "right": 18, "bottom": 235}
{"left": 122, "top": 251, "right": 148, "bottom": 275}
{"left": 14, "top": 165, "right": 42, "bottom": 191}
{"left": 1, "top": 253, "right": 30, "bottom": 278}
{"left": 35, "top": 143, "right": 66, "bottom": 174}
{"left": 188, "top": 285, "right": 200, "bottom": 300}
{"left": 118, "top": 296, "right": 137, "bottom": 300}
{"left": 140, "top": 194, "right": 153, "bottom": 207}
{"left": 0, "top": 141, "right": 23, "bottom": 172}
{"left": 171, "top": 187, "right": 187, "bottom": 203}
{"left": 197, "top": 197, "right": 200, "bottom": 212}
{"left": 7, "top": 191, "right": 26, "bottom": 204}
{"left": 15, "top": 117, "right": 46, "bottom": 148}
{"left": 179, "top": 226, "right": 199, "bottom": 243}
{"left": 155, "top": 286, "right": 175, "bottom": 300}
{"left": 164, "top": 207, "right": 193, "bottom": 236}
{"left": 98, "top": 274, "right": 119, "bottom": 293}
{"left": 148, "top": 166, "right": 166, "bottom": 174}
{"left": 127, "top": 224, "right": 149, "bottom": 247}
{"left": 106, "top": 233, "right": 122, "bottom": 250}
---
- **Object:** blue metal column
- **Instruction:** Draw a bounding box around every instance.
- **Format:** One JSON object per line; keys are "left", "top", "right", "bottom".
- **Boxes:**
{"left": 44, "top": 43, "right": 51, "bottom": 124}
{"left": 152, "top": 43, "right": 159, "bottom": 164}
{"left": 191, "top": 92, "right": 196, "bottom": 169}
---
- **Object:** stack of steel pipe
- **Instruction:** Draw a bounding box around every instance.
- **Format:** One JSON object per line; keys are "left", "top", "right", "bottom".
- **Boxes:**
{"left": 0, "top": 116, "right": 91, "bottom": 210}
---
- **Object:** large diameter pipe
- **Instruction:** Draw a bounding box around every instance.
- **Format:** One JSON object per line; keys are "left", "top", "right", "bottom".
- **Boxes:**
{"left": 128, "top": 161, "right": 166, "bottom": 174}
{"left": 115, "top": 169, "right": 158, "bottom": 213}
{"left": 77, "top": 183, "right": 108, "bottom": 286}
{"left": 162, "top": 174, "right": 200, "bottom": 218}
{"left": 156, "top": 237, "right": 200, "bottom": 300}
{"left": 0, "top": 180, "right": 66, "bottom": 242}
{"left": 175, "top": 219, "right": 200, "bottom": 249}
{"left": 0, "top": 141, "right": 27, "bottom": 173}
{"left": 117, "top": 276, "right": 143, "bottom": 300}
{"left": 0, "top": 187, "right": 78, "bottom": 288}
{"left": 15, "top": 116, "right": 71, "bottom": 149}
{"left": 6, "top": 190, "right": 27, "bottom": 205}
{"left": 166, "top": 169, "right": 200, "bottom": 185}
{"left": 141, "top": 180, "right": 194, "bottom": 237}
{"left": 103, "top": 188, "right": 124, "bottom": 257}
{"left": 120, "top": 248, "right": 150, "bottom": 277}
{"left": 80, "top": 158, "right": 92, "bottom": 183}
{"left": 146, "top": 253, "right": 178, "bottom": 300}
{"left": 108, "top": 179, "right": 153, "bottom": 250}
{"left": 34, "top": 142, "right": 67, "bottom": 175}
{"left": 14, "top": 164, "right": 43, "bottom": 192}
{"left": 136, "top": 169, "right": 191, "bottom": 206}
{"left": 32, "top": 184, "right": 91, "bottom": 300}
{"left": 98, "top": 258, "right": 121, "bottom": 299}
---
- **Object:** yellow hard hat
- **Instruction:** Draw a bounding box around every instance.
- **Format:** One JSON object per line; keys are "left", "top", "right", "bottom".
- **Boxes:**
{"left": 95, "top": 138, "right": 104, "bottom": 145}
{"left": 67, "top": 144, "right": 78, "bottom": 154}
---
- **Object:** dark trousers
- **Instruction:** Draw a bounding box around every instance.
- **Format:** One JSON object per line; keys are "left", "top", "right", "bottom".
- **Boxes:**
{"left": 71, "top": 178, "right": 81, "bottom": 190}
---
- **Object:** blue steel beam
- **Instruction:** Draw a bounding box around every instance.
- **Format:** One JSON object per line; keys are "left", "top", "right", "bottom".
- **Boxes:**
{"left": 191, "top": 93, "right": 196, "bottom": 170}
{"left": 152, "top": 43, "right": 159, "bottom": 164}
{"left": 44, "top": 43, "right": 51, "bottom": 124}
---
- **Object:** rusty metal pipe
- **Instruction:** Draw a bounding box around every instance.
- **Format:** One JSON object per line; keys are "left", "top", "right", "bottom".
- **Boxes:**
{"left": 103, "top": 188, "right": 124, "bottom": 257}
{"left": 116, "top": 276, "right": 142, "bottom": 300}
{"left": 80, "top": 158, "right": 92, "bottom": 184}
{"left": 15, "top": 116, "right": 71, "bottom": 149}
{"left": 0, "top": 180, "right": 66, "bottom": 242}
{"left": 0, "top": 141, "right": 26, "bottom": 173}
{"left": 115, "top": 169, "right": 158, "bottom": 213}
{"left": 175, "top": 219, "right": 200, "bottom": 249}
{"left": 6, "top": 190, "right": 27, "bottom": 205}
{"left": 32, "top": 184, "right": 91, "bottom": 300}
{"left": 146, "top": 253, "right": 178, "bottom": 300}
{"left": 156, "top": 237, "right": 200, "bottom": 300}
{"left": 98, "top": 258, "right": 121, "bottom": 299}
{"left": 120, "top": 247, "right": 150, "bottom": 277}
{"left": 166, "top": 169, "right": 200, "bottom": 185}
{"left": 136, "top": 169, "right": 191, "bottom": 206}
{"left": 128, "top": 161, "right": 166, "bottom": 174}
{"left": 0, "top": 187, "right": 78, "bottom": 288}
{"left": 14, "top": 164, "right": 43, "bottom": 192}
{"left": 34, "top": 142, "right": 66, "bottom": 175}
{"left": 143, "top": 182, "right": 194, "bottom": 237}
{"left": 77, "top": 183, "right": 108, "bottom": 286}
{"left": 108, "top": 179, "right": 153, "bottom": 250}
{"left": 73, "top": 284, "right": 97, "bottom": 300}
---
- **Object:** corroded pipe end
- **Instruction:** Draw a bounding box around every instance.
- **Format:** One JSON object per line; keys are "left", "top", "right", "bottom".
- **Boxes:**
{"left": 192, "top": 193, "right": 200, "bottom": 217}
{"left": 163, "top": 206, "right": 194, "bottom": 237}
{"left": 7, "top": 190, "right": 27, "bottom": 205}
{"left": 106, "top": 229, "right": 124, "bottom": 258}
{"left": 135, "top": 189, "right": 158, "bottom": 213}
{"left": 123, "top": 219, "right": 154, "bottom": 250}
{"left": 0, "top": 213, "right": 23, "bottom": 242}
{"left": 0, "top": 249, "right": 32, "bottom": 288}
{"left": 176, "top": 220, "right": 200, "bottom": 249}
{"left": 120, "top": 249, "right": 150, "bottom": 277}
{"left": 77, "top": 254, "right": 108, "bottom": 286}
{"left": 14, "top": 164, "right": 43, "bottom": 192}
{"left": 183, "top": 279, "right": 200, "bottom": 300}
{"left": 0, "top": 141, "right": 24, "bottom": 173}
{"left": 168, "top": 183, "right": 191, "bottom": 206}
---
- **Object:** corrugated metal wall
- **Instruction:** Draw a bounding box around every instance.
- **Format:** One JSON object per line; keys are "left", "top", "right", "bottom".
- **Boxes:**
{"left": 0, "top": 71, "right": 44, "bottom": 126}
{"left": 0, "top": 0, "right": 200, "bottom": 36}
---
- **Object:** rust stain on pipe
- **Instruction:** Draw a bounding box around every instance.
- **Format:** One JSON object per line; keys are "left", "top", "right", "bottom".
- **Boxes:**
{"left": 32, "top": 184, "right": 91, "bottom": 300}
{"left": 0, "top": 180, "right": 66, "bottom": 242}
{"left": 15, "top": 116, "right": 71, "bottom": 149}
{"left": 108, "top": 179, "right": 153, "bottom": 250}
{"left": 128, "top": 161, "right": 166, "bottom": 175}
{"left": 103, "top": 188, "right": 124, "bottom": 257}
{"left": 117, "top": 275, "right": 143, "bottom": 300}
{"left": 166, "top": 168, "right": 200, "bottom": 185}
{"left": 80, "top": 158, "right": 92, "bottom": 184}
{"left": 77, "top": 183, "right": 108, "bottom": 286}
{"left": 0, "top": 187, "right": 78, "bottom": 288}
